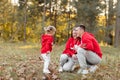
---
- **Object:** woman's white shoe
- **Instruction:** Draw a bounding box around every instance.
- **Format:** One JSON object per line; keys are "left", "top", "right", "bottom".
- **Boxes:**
{"left": 43, "top": 69, "right": 51, "bottom": 74}
{"left": 77, "top": 69, "right": 89, "bottom": 74}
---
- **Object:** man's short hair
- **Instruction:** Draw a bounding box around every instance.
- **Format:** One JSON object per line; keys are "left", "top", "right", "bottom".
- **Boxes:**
{"left": 75, "top": 24, "right": 86, "bottom": 31}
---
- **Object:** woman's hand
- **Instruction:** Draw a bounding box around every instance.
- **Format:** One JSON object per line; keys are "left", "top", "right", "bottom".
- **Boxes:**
{"left": 72, "top": 54, "right": 78, "bottom": 60}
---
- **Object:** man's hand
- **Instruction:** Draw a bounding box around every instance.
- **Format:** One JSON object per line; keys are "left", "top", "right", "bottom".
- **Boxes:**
{"left": 80, "top": 44, "right": 86, "bottom": 48}
{"left": 74, "top": 45, "right": 80, "bottom": 51}
{"left": 74, "top": 44, "right": 86, "bottom": 50}
{"left": 72, "top": 54, "right": 78, "bottom": 60}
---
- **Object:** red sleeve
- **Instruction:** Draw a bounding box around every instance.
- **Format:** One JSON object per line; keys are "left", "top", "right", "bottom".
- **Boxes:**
{"left": 82, "top": 38, "right": 94, "bottom": 51}
{"left": 68, "top": 49, "right": 76, "bottom": 57}
{"left": 63, "top": 38, "right": 76, "bottom": 57}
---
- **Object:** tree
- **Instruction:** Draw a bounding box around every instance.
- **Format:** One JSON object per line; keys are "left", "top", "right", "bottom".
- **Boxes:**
{"left": 108, "top": 0, "right": 114, "bottom": 26}
{"left": 0, "top": 0, "right": 108, "bottom": 43}
{"left": 114, "top": 0, "right": 120, "bottom": 47}
{"left": 74, "top": 0, "right": 104, "bottom": 32}
{"left": 0, "top": 0, "right": 15, "bottom": 40}
{"left": 105, "top": 0, "right": 114, "bottom": 45}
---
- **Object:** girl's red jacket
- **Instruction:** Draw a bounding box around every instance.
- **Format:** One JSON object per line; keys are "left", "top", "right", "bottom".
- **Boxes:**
{"left": 40, "top": 34, "right": 54, "bottom": 54}
{"left": 63, "top": 37, "right": 81, "bottom": 57}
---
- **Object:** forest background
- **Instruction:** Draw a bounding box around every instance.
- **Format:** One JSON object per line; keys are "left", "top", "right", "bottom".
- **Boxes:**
{"left": 0, "top": 0, "right": 120, "bottom": 47}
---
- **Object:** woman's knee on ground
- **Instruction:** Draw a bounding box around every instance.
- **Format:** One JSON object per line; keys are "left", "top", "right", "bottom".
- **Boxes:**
{"left": 60, "top": 54, "right": 68, "bottom": 61}
{"left": 62, "top": 60, "right": 74, "bottom": 71}
{"left": 62, "top": 65, "right": 72, "bottom": 71}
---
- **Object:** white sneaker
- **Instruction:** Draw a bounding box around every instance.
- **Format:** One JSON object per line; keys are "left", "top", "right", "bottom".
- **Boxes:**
{"left": 58, "top": 67, "right": 63, "bottom": 72}
{"left": 71, "top": 65, "right": 76, "bottom": 71}
{"left": 43, "top": 69, "right": 51, "bottom": 74}
{"left": 81, "top": 70, "right": 89, "bottom": 74}
{"left": 77, "top": 69, "right": 82, "bottom": 74}
{"left": 77, "top": 69, "right": 89, "bottom": 74}
{"left": 89, "top": 65, "right": 98, "bottom": 73}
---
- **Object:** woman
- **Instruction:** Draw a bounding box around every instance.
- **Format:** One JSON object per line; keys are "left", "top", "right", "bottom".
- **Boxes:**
{"left": 59, "top": 28, "right": 80, "bottom": 72}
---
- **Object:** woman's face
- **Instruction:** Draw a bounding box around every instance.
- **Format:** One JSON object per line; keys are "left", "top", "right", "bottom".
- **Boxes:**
{"left": 72, "top": 29, "right": 77, "bottom": 39}
{"left": 75, "top": 27, "right": 83, "bottom": 37}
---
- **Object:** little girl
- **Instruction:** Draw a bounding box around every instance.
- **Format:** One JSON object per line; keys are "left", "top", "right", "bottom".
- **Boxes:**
{"left": 40, "top": 26, "right": 56, "bottom": 74}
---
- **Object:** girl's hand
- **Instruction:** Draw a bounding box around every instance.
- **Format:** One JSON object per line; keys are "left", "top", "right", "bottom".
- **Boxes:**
{"left": 47, "top": 51, "right": 50, "bottom": 54}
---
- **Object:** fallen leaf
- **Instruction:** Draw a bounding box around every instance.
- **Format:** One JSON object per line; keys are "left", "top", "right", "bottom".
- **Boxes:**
{"left": 0, "top": 66, "right": 4, "bottom": 70}
{"left": 44, "top": 73, "right": 52, "bottom": 80}
{"left": 52, "top": 74, "right": 58, "bottom": 79}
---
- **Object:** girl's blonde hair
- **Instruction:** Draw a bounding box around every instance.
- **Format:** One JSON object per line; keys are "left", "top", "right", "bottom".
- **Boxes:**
{"left": 44, "top": 26, "right": 56, "bottom": 33}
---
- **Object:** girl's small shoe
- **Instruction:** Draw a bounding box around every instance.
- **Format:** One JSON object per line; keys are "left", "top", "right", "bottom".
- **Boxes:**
{"left": 58, "top": 67, "right": 63, "bottom": 72}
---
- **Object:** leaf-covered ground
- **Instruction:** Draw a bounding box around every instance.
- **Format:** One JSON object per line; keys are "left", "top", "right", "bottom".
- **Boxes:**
{"left": 0, "top": 42, "right": 120, "bottom": 80}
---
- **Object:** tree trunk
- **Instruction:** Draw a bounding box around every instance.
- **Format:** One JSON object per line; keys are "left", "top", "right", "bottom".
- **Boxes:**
{"left": 114, "top": 0, "right": 120, "bottom": 47}
{"left": 49, "top": 0, "right": 52, "bottom": 21}
{"left": 54, "top": 0, "right": 57, "bottom": 28}
{"left": 104, "top": 0, "right": 108, "bottom": 27}
{"left": 105, "top": 0, "right": 114, "bottom": 45}
{"left": 67, "top": 1, "right": 71, "bottom": 39}
{"left": 108, "top": 0, "right": 114, "bottom": 26}
{"left": 24, "top": 0, "right": 27, "bottom": 43}
{"left": 41, "top": 0, "right": 46, "bottom": 34}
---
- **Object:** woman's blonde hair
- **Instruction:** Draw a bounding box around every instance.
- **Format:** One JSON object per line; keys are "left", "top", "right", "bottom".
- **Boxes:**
{"left": 44, "top": 26, "right": 56, "bottom": 33}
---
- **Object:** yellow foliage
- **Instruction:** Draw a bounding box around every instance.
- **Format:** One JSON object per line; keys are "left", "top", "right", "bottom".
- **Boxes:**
{"left": 56, "top": 34, "right": 61, "bottom": 38}
{"left": 26, "top": 27, "right": 32, "bottom": 35}
{"left": 99, "top": 29, "right": 103, "bottom": 33}
{"left": 99, "top": 41, "right": 108, "bottom": 46}
{"left": 97, "top": 15, "right": 106, "bottom": 26}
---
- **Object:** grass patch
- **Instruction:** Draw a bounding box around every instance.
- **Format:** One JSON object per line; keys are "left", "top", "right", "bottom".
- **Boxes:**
{"left": 0, "top": 42, "right": 120, "bottom": 80}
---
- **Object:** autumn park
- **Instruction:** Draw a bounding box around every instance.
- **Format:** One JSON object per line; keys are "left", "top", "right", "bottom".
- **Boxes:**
{"left": 0, "top": 0, "right": 120, "bottom": 80}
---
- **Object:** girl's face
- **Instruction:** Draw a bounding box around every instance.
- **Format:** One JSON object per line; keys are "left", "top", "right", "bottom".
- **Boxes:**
{"left": 49, "top": 31, "right": 55, "bottom": 36}
{"left": 52, "top": 31, "right": 55, "bottom": 35}
{"left": 46, "top": 30, "right": 56, "bottom": 36}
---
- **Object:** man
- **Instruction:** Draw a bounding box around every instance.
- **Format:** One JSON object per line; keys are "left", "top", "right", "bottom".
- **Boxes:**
{"left": 73, "top": 24, "right": 102, "bottom": 74}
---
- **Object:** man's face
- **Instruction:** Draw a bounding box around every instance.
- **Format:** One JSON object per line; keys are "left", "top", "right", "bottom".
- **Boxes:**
{"left": 75, "top": 27, "right": 82, "bottom": 37}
